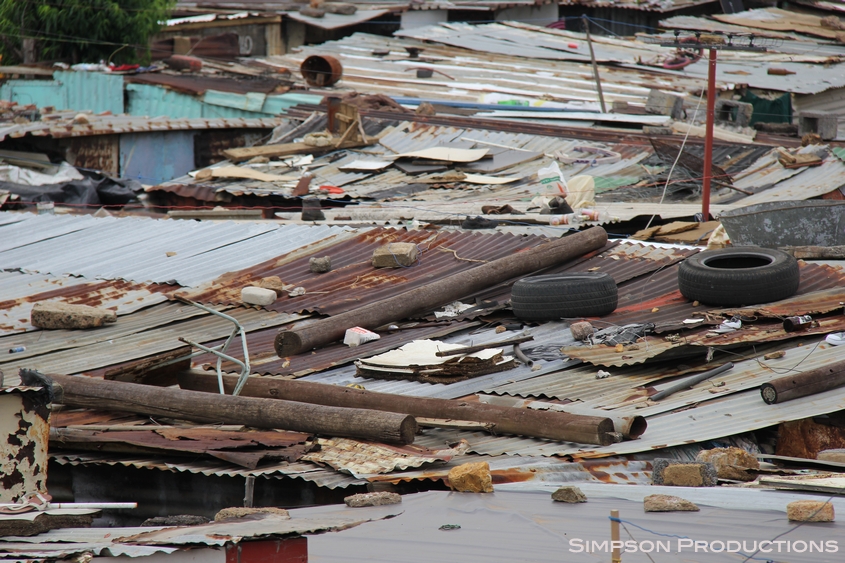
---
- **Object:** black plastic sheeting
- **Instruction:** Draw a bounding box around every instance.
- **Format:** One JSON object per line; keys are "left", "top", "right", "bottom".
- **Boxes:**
{"left": 1, "top": 171, "right": 143, "bottom": 207}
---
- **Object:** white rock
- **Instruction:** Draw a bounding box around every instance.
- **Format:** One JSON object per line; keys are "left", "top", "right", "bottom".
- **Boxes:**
{"left": 241, "top": 286, "right": 277, "bottom": 306}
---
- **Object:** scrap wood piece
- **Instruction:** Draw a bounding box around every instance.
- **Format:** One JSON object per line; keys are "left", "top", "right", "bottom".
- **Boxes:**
{"left": 780, "top": 245, "right": 845, "bottom": 259}
{"left": 653, "top": 221, "right": 699, "bottom": 236}
{"left": 195, "top": 166, "right": 298, "bottom": 182}
{"left": 777, "top": 149, "right": 823, "bottom": 169}
{"left": 223, "top": 138, "right": 373, "bottom": 163}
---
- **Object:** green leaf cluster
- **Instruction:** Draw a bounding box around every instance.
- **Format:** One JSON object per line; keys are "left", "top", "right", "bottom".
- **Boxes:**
{"left": 0, "top": 0, "right": 175, "bottom": 65}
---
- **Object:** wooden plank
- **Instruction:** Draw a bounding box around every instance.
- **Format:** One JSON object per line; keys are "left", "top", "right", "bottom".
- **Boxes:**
{"left": 223, "top": 139, "right": 372, "bottom": 162}
{"left": 195, "top": 166, "right": 298, "bottom": 182}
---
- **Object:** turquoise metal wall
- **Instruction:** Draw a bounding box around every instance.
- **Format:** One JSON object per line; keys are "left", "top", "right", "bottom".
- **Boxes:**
{"left": 0, "top": 71, "right": 123, "bottom": 114}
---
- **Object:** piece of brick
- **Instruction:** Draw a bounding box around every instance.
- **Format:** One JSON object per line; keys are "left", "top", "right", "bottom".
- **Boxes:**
{"left": 651, "top": 459, "right": 717, "bottom": 487}
{"left": 344, "top": 492, "right": 401, "bottom": 507}
{"left": 372, "top": 243, "right": 418, "bottom": 268}
{"left": 696, "top": 447, "right": 759, "bottom": 481}
{"left": 787, "top": 500, "right": 834, "bottom": 522}
{"left": 447, "top": 461, "right": 493, "bottom": 493}
{"left": 31, "top": 302, "right": 117, "bottom": 330}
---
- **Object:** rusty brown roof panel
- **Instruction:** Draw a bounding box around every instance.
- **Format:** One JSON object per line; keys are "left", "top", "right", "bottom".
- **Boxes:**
{"left": 125, "top": 74, "right": 288, "bottom": 96}
{"left": 196, "top": 319, "right": 478, "bottom": 376}
{"left": 187, "top": 228, "right": 547, "bottom": 316}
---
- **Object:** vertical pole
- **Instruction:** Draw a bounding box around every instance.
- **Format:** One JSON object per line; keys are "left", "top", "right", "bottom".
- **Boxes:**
{"left": 610, "top": 509, "right": 621, "bottom": 563}
{"left": 701, "top": 48, "right": 717, "bottom": 221}
{"left": 583, "top": 16, "right": 607, "bottom": 114}
{"left": 244, "top": 475, "right": 255, "bottom": 508}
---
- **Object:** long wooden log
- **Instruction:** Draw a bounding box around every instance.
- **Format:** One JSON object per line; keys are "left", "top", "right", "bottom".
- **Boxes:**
{"left": 275, "top": 226, "right": 609, "bottom": 356}
{"left": 47, "top": 373, "right": 417, "bottom": 445}
{"left": 761, "top": 360, "right": 845, "bottom": 404}
{"left": 178, "top": 371, "right": 620, "bottom": 446}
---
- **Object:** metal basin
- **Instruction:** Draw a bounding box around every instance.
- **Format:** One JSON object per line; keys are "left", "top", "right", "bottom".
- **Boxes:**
{"left": 720, "top": 200, "right": 845, "bottom": 248}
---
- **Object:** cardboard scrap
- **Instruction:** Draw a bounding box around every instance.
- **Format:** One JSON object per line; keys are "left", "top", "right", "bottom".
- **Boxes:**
{"left": 355, "top": 339, "right": 514, "bottom": 383}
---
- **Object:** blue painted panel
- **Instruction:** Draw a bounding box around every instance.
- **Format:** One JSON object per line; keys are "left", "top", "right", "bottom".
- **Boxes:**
{"left": 125, "top": 83, "right": 204, "bottom": 118}
{"left": 120, "top": 131, "right": 196, "bottom": 185}
{"left": 203, "top": 90, "right": 267, "bottom": 112}
{"left": 0, "top": 80, "right": 67, "bottom": 109}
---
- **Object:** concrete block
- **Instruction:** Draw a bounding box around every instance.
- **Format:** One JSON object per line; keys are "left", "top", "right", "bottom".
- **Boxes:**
{"left": 799, "top": 112, "right": 838, "bottom": 141}
{"left": 642, "top": 126, "right": 673, "bottom": 136}
{"left": 787, "top": 500, "right": 834, "bottom": 522}
{"left": 310, "top": 256, "right": 332, "bottom": 273}
{"left": 645, "top": 89, "right": 683, "bottom": 119}
{"left": 344, "top": 492, "right": 401, "bottom": 507}
{"left": 447, "top": 461, "right": 493, "bottom": 493}
{"left": 551, "top": 486, "right": 587, "bottom": 503}
{"left": 695, "top": 447, "right": 759, "bottom": 481}
{"left": 714, "top": 99, "right": 754, "bottom": 127}
{"left": 31, "top": 302, "right": 117, "bottom": 330}
{"left": 372, "top": 242, "right": 418, "bottom": 268}
{"left": 301, "top": 197, "right": 325, "bottom": 221}
{"left": 241, "top": 286, "right": 277, "bottom": 306}
{"left": 652, "top": 459, "right": 717, "bottom": 487}
{"left": 643, "top": 494, "right": 700, "bottom": 512}
{"left": 215, "top": 507, "right": 290, "bottom": 521}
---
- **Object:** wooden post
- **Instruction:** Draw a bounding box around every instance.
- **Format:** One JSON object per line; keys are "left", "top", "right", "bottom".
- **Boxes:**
{"left": 275, "top": 227, "right": 608, "bottom": 356}
{"left": 610, "top": 509, "right": 621, "bottom": 563}
{"left": 583, "top": 16, "right": 607, "bottom": 114}
{"left": 701, "top": 48, "right": 718, "bottom": 221}
{"left": 47, "top": 373, "right": 417, "bottom": 445}
{"left": 244, "top": 475, "right": 255, "bottom": 508}
{"left": 178, "top": 371, "right": 623, "bottom": 446}
{"left": 761, "top": 359, "right": 845, "bottom": 404}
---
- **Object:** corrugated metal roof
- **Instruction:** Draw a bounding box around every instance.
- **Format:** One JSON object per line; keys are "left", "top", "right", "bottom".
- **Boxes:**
{"left": 186, "top": 227, "right": 548, "bottom": 316}
{"left": 0, "top": 270, "right": 171, "bottom": 332}
{"left": 732, "top": 149, "right": 845, "bottom": 204}
{"left": 0, "top": 213, "right": 352, "bottom": 287}
{"left": 51, "top": 453, "right": 366, "bottom": 488}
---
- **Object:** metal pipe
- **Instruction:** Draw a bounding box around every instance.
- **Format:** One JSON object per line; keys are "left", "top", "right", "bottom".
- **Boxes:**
{"left": 513, "top": 344, "right": 534, "bottom": 368}
{"left": 650, "top": 362, "right": 734, "bottom": 401}
{"left": 701, "top": 48, "right": 718, "bottom": 221}
{"left": 583, "top": 16, "right": 607, "bottom": 114}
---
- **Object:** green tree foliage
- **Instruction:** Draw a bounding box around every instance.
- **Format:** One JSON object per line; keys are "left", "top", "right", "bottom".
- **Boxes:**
{"left": 0, "top": 0, "right": 175, "bottom": 65}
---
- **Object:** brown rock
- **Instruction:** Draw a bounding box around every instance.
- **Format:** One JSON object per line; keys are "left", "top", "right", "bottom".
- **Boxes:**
{"left": 447, "top": 461, "right": 493, "bottom": 493}
{"left": 643, "top": 494, "right": 700, "bottom": 512}
{"left": 344, "top": 492, "right": 402, "bottom": 507}
{"left": 299, "top": 6, "right": 325, "bottom": 17}
{"left": 787, "top": 500, "right": 834, "bottom": 522}
{"left": 570, "top": 321, "right": 594, "bottom": 341}
{"left": 258, "top": 276, "right": 291, "bottom": 297}
{"left": 802, "top": 133, "right": 823, "bottom": 146}
{"left": 551, "top": 486, "right": 587, "bottom": 503}
{"left": 696, "top": 447, "right": 759, "bottom": 481}
{"left": 325, "top": 2, "right": 357, "bottom": 14}
{"left": 415, "top": 102, "right": 437, "bottom": 116}
{"left": 214, "top": 507, "right": 290, "bottom": 521}
{"left": 31, "top": 302, "right": 117, "bottom": 330}
{"left": 372, "top": 242, "right": 419, "bottom": 268}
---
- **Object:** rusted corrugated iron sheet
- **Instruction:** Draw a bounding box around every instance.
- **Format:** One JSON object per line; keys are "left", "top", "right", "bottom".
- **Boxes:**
{"left": 715, "top": 286, "right": 845, "bottom": 318}
{"left": 301, "top": 437, "right": 460, "bottom": 478}
{"left": 50, "top": 427, "right": 314, "bottom": 469}
{"left": 125, "top": 74, "right": 289, "bottom": 96}
{"left": 187, "top": 228, "right": 547, "bottom": 316}
{"left": 67, "top": 134, "right": 120, "bottom": 176}
{"left": 196, "top": 319, "right": 478, "bottom": 376}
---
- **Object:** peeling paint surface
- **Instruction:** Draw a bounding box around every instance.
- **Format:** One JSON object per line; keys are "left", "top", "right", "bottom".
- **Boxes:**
{"left": 0, "top": 389, "right": 49, "bottom": 502}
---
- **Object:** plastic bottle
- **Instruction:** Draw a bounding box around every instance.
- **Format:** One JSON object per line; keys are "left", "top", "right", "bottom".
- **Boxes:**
{"left": 550, "top": 213, "right": 583, "bottom": 226}
{"left": 578, "top": 209, "right": 619, "bottom": 223}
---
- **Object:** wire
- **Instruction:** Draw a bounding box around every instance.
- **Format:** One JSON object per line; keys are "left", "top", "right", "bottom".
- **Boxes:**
{"left": 642, "top": 88, "right": 705, "bottom": 232}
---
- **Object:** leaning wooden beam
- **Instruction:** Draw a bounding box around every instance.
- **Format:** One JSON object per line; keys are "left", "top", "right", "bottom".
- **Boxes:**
{"left": 275, "top": 226, "right": 609, "bottom": 357}
{"left": 761, "top": 361, "right": 845, "bottom": 405}
{"left": 222, "top": 138, "right": 371, "bottom": 163}
{"left": 178, "top": 371, "right": 621, "bottom": 446}
{"left": 46, "top": 373, "right": 417, "bottom": 445}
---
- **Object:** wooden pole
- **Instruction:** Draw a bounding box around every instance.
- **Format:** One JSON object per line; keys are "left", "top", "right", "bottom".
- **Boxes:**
{"left": 701, "top": 48, "right": 717, "bottom": 221}
{"left": 177, "top": 371, "right": 623, "bottom": 446}
{"left": 610, "top": 509, "right": 621, "bottom": 563}
{"left": 46, "top": 373, "right": 417, "bottom": 445}
{"left": 275, "top": 226, "right": 608, "bottom": 356}
{"left": 760, "top": 360, "right": 845, "bottom": 404}
{"left": 583, "top": 16, "right": 607, "bottom": 114}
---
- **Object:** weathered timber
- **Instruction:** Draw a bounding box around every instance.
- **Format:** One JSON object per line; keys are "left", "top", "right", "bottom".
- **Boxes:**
{"left": 275, "top": 226, "right": 609, "bottom": 356}
{"left": 48, "top": 374, "right": 417, "bottom": 445}
{"left": 434, "top": 335, "right": 534, "bottom": 357}
{"left": 761, "top": 360, "right": 845, "bottom": 404}
{"left": 178, "top": 371, "right": 619, "bottom": 446}
{"left": 780, "top": 246, "right": 845, "bottom": 260}
{"left": 223, "top": 138, "right": 371, "bottom": 163}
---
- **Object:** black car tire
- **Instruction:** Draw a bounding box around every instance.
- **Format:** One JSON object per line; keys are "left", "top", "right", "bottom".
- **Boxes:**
{"left": 511, "top": 272, "right": 618, "bottom": 320}
{"left": 677, "top": 246, "right": 800, "bottom": 306}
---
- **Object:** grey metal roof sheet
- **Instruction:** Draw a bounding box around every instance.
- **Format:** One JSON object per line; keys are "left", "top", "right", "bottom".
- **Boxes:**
{"left": 0, "top": 213, "right": 352, "bottom": 287}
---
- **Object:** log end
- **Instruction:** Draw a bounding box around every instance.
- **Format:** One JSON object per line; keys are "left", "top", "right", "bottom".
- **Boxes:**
{"left": 275, "top": 330, "right": 304, "bottom": 357}
{"left": 760, "top": 384, "right": 778, "bottom": 405}
{"left": 597, "top": 418, "right": 616, "bottom": 445}
{"left": 399, "top": 415, "right": 418, "bottom": 445}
